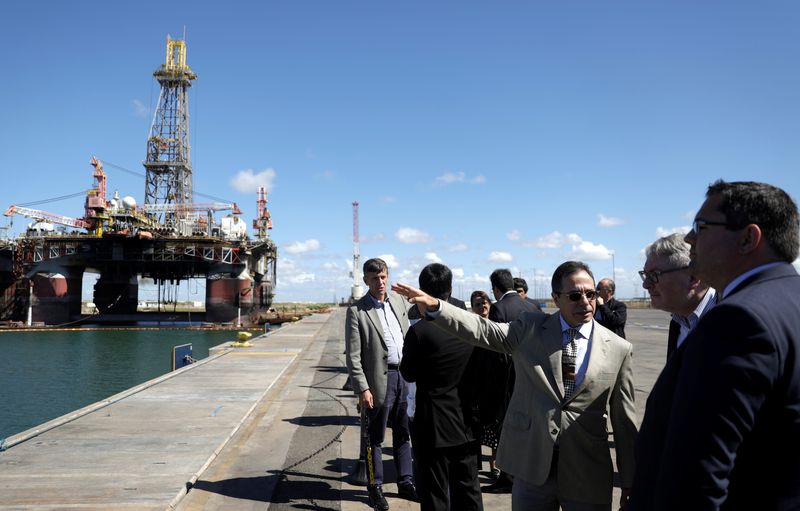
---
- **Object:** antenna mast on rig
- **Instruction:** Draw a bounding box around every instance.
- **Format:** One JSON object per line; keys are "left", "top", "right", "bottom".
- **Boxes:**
{"left": 143, "top": 36, "right": 197, "bottom": 228}
{"left": 350, "top": 201, "right": 363, "bottom": 301}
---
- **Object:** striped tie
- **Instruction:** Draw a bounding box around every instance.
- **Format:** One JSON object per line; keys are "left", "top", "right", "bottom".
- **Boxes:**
{"left": 562, "top": 328, "right": 579, "bottom": 399}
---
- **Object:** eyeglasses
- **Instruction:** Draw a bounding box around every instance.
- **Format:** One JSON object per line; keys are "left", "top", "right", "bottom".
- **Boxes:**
{"left": 691, "top": 219, "right": 731, "bottom": 235}
{"left": 557, "top": 290, "right": 598, "bottom": 302}
{"left": 638, "top": 266, "right": 689, "bottom": 284}
{"left": 472, "top": 300, "right": 489, "bottom": 308}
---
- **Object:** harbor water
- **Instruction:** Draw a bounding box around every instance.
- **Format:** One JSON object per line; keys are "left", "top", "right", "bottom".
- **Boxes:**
{"left": 0, "top": 327, "right": 268, "bottom": 442}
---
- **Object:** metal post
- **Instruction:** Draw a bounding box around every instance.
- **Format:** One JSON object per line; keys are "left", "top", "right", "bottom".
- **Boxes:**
{"left": 26, "top": 279, "right": 32, "bottom": 326}
{"left": 611, "top": 251, "right": 616, "bottom": 283}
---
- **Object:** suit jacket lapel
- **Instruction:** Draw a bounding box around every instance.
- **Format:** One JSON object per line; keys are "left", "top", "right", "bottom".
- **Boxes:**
{"left": 570, "top": 320, "right": 607, "bottom": 401}
{"left": 360, "top": 295, "right": 384, "bottom": 342}
{"left": 387, "top": 292, "right": 409, "bottom": 334}
{"left": 543, "top": 314, "right": 566, "bottom": 399}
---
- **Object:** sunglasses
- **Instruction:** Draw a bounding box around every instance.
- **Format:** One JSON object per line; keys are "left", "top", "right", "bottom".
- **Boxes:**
{"left": 557, "top": 290, "right": 598, "bottom": 302}
{"left": 638, "top": 266, "right": 689, "bottom": 284}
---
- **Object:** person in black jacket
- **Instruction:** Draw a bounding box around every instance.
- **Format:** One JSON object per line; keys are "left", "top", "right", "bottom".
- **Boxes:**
{"left": 594, "top": 278, "right": 627, "bottom": 338}
{"left": 401, "top": 263, "right": 483, "bottom": 511}
{"left": 481, "top": 269, "right": 543, "bottom": 494}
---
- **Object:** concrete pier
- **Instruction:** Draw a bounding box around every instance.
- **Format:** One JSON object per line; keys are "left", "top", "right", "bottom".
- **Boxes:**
{"left": 0, "top": 308, "right": 672, "bottom": 510}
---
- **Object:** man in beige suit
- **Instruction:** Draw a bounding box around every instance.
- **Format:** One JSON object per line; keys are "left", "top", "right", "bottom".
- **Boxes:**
{"left": 346, "top": 257, "right": 416, "bottom": 510}
{"left": 393, "top": 261, "right": 636, "bottom": 511}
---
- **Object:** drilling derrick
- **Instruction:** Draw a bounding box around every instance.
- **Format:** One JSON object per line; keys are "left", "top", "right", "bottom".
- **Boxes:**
{"left": 143, "top": 36, "right": 197, "bottom": 228}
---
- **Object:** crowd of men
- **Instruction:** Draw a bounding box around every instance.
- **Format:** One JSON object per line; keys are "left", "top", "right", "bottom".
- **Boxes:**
{"left": 345, "top": 180, "right": 800, "bottom": 511}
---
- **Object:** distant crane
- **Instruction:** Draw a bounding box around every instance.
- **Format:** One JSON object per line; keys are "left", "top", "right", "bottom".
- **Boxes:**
{"left": 350, "top": 201, "right": 363, "bottom": 301}
{"left": 4, "top": 205, "right": 90, "bottom": 230}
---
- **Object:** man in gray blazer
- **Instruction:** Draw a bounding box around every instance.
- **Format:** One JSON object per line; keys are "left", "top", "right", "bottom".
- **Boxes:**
{"left": 346, "top": 257, "right": 416, "bottom": 510}
{"left": 394, "top": 261, "right": 637, "bottom": 511}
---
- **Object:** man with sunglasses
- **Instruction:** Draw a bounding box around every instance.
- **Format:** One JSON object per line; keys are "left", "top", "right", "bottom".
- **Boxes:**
{"left": 631, "top": 181, "right": 800, "bottom": 511}
{"left": 393, "top": 261, "right": 637, "bottom": 511}
{"left": 639, "top": 233, "right": 716, "bottom": 361}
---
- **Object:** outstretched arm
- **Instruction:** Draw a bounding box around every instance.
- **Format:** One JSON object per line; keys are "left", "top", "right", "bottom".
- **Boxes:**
{"left": 392, "top": 283, "right": 440, "bottom": 314}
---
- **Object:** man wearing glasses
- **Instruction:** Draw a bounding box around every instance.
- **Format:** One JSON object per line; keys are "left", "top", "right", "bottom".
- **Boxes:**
{"left": 631, "top": 180, "right": 800, "bottom": 511}
{"left": 639, "top": 233, "right": 716, "bottom": 361}
{"left": 393, "top": 260, "right": 637, "bottom": 511}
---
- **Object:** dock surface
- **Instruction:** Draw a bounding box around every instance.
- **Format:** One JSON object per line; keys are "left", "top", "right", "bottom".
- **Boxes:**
{"left": 0, "top": 308, "right": 672, "bottom": 510}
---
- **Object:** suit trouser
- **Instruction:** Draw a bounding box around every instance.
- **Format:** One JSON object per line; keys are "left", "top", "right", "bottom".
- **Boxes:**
{"left": 511, "top": 449, "right": 610, "bottom": 511}
{"left": 414, "top": 440, "right": 483, "bottom": 511}
{"left": 368, "top": 368, "right": 413, "bottom": 486}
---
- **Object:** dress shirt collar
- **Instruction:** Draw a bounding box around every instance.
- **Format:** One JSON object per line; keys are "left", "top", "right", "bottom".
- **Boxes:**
{"left": 499, "top": 290, "right": 518, "bottom": 301}
{"left": 672, "top": 287, "right": 716, "bottom": 330}
{"left": 368, "top": 292, "right": 388, "bottom": 307}
{"left": 558, "top": 314, "right": 593, "bottom": 342}
{"left": 722, "top": 262, "right": 784, "bottom": 300}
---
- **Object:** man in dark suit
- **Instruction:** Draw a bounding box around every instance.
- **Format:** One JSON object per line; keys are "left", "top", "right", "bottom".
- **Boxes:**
{"left": 594, "top": 278, "right": 627, "bottom": 338}
{"left": 346, "top": 258, "right": 417, "bottom": 510}
{"left": 400, "top": 263, "right": 483, "bottom": 511}
{"left": 631, "top": 180, "right": 800, "bottom": 510}
{"left": 482, "top": 269, "right": 543, "bottom": 494}
{"left": 639, "top": 233, "right": 716, "bottom": 361}
{"left": 513, "top": 277, "right": 544, "bottom": 310}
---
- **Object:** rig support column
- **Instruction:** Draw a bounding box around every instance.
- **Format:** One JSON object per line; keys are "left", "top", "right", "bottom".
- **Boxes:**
{"left": 206, "top": 267, "right": 253, "bottom": 324}
{"left": 31, "top": 269, "right": 83, "bottom": 325}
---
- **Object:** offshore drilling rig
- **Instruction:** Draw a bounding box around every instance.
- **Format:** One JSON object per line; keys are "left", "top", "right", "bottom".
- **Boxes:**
{"left": 0, "top": 37, "right": 277, "bottom": 326}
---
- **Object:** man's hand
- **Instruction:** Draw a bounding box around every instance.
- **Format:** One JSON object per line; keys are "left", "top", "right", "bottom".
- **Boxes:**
{"left": 596, "top": 296, "right": 605, "bottom": 306}
{"left": 619, "top": 488, "right": 632, "bottom": 510}
{"left": 391, "top": 283, "right": 439, "bottom": 314}
{"left": 360, "top": 389, "right": 374, "bottom": 410}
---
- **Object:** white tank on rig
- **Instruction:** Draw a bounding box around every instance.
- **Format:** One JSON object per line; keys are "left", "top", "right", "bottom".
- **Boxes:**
{"left": 220, "top": 214, "right": 247, "bottom": 240}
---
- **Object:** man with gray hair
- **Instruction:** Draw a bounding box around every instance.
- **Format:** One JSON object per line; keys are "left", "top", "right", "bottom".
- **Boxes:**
{"left": 640, "top": 233, "right": 716, "bottom": 361}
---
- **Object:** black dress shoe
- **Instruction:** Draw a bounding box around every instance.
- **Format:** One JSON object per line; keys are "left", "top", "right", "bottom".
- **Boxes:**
{"left": 481, "top": 476, "right": 513, "bottom": 494}
{"left": 368, "top": 484, "right": 389, "bottom": 511}
{"left": 397, "top": 481, "right": 419, "bottom": 501}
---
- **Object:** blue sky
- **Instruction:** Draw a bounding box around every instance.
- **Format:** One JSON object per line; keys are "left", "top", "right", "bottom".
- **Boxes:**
{"left": 2, "top": 1, "right": 799, "bottom": 302}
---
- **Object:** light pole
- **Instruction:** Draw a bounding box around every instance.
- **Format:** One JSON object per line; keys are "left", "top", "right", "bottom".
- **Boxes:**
{"left": 610, "top": 251, "right": 616, "bottom": 283}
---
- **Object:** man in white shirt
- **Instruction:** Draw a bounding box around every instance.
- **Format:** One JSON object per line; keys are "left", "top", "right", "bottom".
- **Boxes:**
{"left": 640, "top": 233, "right": 716, "bottom": 361}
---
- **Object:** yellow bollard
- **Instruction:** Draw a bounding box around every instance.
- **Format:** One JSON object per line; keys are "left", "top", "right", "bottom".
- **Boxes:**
{"left": 231, "top": 331, "right": 253, "bottom": 348}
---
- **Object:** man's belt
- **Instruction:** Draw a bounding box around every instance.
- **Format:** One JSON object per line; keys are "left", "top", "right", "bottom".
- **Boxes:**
{"left": 387, "top": 363, "right": 399, "bottom": 370}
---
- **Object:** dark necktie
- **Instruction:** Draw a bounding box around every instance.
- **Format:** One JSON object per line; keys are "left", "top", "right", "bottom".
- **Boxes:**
{"left": 562, "top": 328, "right": 578, "bottom": 399}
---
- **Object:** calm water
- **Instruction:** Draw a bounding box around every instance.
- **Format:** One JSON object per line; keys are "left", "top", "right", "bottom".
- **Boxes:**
{"left": 0, "top": 328, "right": 262, "bottom": 441}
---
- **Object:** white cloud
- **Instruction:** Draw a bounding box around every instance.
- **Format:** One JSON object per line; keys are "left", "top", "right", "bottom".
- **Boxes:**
{"left": 525, "top": 231, "right": 582, "bottom": 249}
{"left": 381, "top": 196, "right": 397, "bottom": 203}
{"left": 433, "top": 171, "right": 486, "bottom": 186}
{"left": 598, "top": 214, "right": 624, "bottom": 227}
{"left": 424, "top": 252, "right": 442, "bottom": 263}
{"left": 360, "top": 233, "right": 386, "bottom": 243}
{"left": 656, "top": 226, "right": 691, "bottom": 237}
{"left": 488, "top": 251, "right": 513, "bottom": 262}
{"left": 286, "top": 272, "right": 316, "bottom": 284}
{"left": 322, "top": 261, "right": 341, "bottom": 270}
{"left": 567, "top": 241, "right": 613, "bottom": 261}
{"left": 452, "top": 268, "right": 465, "bottom": 278}
{"left": 378, "top": 254, "right": 399, "bottom": 268}
{"left": 395, "top": 227, "right": 432, "bottom": 244}
{"left": 132, "top": 99, "right": 149, "bottom": 118}
{"left": 447, "top": 243, "right": 468, "bottom": 252}
{"left": 284, "top": 239, "right": 321, "bottom": 254}
{"left": 230, "top": 168, "right": 277, "bottom": 193}
{"left": 507, "top": 229, "right": 522, "bottom": 241}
